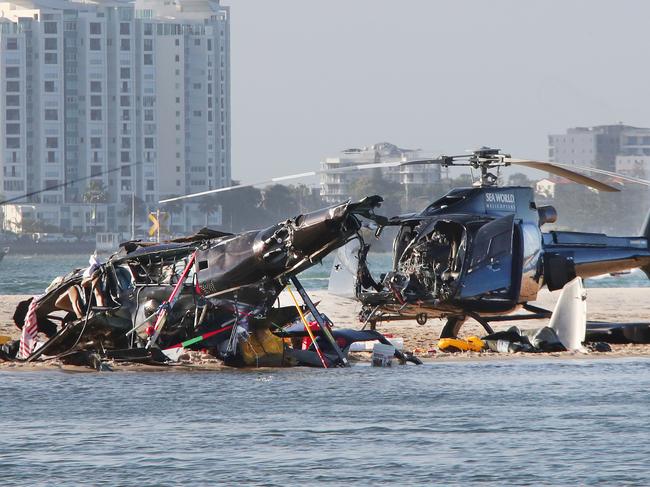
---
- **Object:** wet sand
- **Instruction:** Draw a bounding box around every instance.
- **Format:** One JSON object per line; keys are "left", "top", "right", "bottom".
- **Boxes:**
{"left": 1, "top": 288, "right": 650, "bottom": 370}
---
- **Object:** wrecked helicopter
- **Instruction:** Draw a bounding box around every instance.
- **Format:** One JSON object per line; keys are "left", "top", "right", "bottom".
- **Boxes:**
{"left": 164, "top": 147, "right": 650, "bottom": 340}
{"left": 4, "top": 197, "right": 420, "bottom": 369}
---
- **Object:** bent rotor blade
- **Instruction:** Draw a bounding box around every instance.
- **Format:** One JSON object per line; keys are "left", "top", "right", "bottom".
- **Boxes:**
{"left": 158, "top": 160, "right": 420, "bottom": 204}
{"left": 505, "top": 158, "right": 620, "bottom": 192}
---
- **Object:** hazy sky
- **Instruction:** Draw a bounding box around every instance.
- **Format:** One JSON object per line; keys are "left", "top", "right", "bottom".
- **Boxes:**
{"left": 226, "top": 0, "right": 650, "bottom": 184}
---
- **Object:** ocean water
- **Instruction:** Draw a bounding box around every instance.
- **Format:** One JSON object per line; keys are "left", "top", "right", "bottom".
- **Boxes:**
{"left": 0, "top": 358, "right": 649, "bottom": 486}
{"left": 0, "top": 253, "right": 647, "bottom": 295}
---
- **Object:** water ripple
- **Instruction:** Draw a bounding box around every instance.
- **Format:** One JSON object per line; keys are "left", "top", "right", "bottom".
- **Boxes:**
{"left": 1, "top": 359, "right": 650, "bottom": 486}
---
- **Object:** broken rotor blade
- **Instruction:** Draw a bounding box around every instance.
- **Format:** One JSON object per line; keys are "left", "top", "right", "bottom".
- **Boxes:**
{"left": 505, "top": 158, "right": 621, "bottom": 192}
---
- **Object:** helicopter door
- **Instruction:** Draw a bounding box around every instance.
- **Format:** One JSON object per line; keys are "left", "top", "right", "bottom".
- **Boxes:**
{"left": 458, "top": 214, "right": 516, "bottom": 302}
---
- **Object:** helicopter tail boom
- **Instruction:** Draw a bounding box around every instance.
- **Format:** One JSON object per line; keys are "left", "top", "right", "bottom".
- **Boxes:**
{"left": 542, "top": 229, "right": 650, "bottom": 288}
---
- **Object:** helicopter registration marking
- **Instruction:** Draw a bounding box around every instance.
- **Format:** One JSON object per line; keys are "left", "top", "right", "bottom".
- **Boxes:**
{"left": 485, "top": 192, "right": 516, "bottom": 211}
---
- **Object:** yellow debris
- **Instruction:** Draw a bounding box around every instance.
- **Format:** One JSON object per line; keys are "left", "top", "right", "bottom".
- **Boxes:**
{"left": 240, "top": 327, "right": 286, "bottom": 367}
{"left": 438, "top": 336, "right": 485, "bottom": 353}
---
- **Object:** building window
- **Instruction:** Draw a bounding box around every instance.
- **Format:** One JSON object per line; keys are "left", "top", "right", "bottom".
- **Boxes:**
{"left": 90, "top": 109, "right": 102, "bottom": 121}
{"left": 194, "top": 38, "right": 200, "bottom": 46}
{"left": 120, "top": 96, "right": 130, "bottom": 107}
{"left": 146, "top": 180, "right": 154, "bottom": 191}
{"left": 144, "top": 109, "right": 154, "bottom": 121}
{"left": 6, "top": 109, "right": 19, "bottom": 120}
{"left": 144, "top": 138, "right": 154, "bottom": 149}
{"left": 91, "top": 137, "right": 101, "bottom": 149}
{"left": 90, "top": 22, "right": 101, "bottom": 35}
{"left": 122, "top": 109, "right": 130, "bottom": 121}
{"left": 44, "top": 22, "right": 57, "bottom": 34}
{"left": 144, "top": 38, "right": 153, "bottom": 51}
{"left": 44, "top": 37, "right": 57, "bottom": 50}
{"left": 120, "top": 22, "right": 130, "bottom": 35}
{"left": 6, "top": 81, "right": 19, "bottom": 92}
{"left": 91, "top": 95, "right": 102, "bottom": 107}
{"left": 6, "top": 138, "right": 20, "bottom": 149}
{"left": 46, "top": 137, "right": 58, "bottom": 148}
{"left": 193, "top": 110, "right": 201, "bottom": 117}
{"left": 6, "top": 38, "right": 18, "bottom": 50}
{"left": 120, "top": 67, "right": 130, "bottom": 79}
{"left": 121, "top": 138, "right": 131, "bottom": 149}
{"left": 47, "top": 151, "right": 56, "bottom": 163}
{"left": 175, "top": 54, "right": 180, "bottom": 62}
{"left": 5, "top": 67, "right": 19, "bottom": 78}
{"left": 144, "top": 23, "right": 153, "bottom": 36}
{"left": 90, "top": 81, "right": 102, "bottom": 93}
{"left": 89, "top": 38, "right": 101, "bottom": 51}
{"left": 44, "top": 109, "right": 58, "bottom": 121}
{"left": 44, "top": 81, "right": 55, "bottom": 93}
{"left": 144, "top": 54, "right": 153, "bottom": 65}
{"left": 193, "top": 83, "right": 201, "bottom": 90}
{"left": 121, "top": 151, "right": 130, "bottom": 163}
{"left": 120, "top": 38, "right": 130, "bottom": 51}
{"left": 175, "top": 38, "right": 179, "bottom": 46}
{"left": 44, "top": 52, "right": 58, "bottom": 64}
{"left": 6, "top": 123, "right": 20, "bottom": 135}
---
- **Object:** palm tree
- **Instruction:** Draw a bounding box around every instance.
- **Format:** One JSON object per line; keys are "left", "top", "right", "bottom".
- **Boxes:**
{"left": 261, "top": 184, "right": 297, "bottom": 220}
{"left": 82, "top": 181, "right": 107, "bottom": 233}
{"left": 162, "top": 195, "right": 185, "bottom": 233}
{"left": 198, "top": 195, "right": 219, "bottom": 227}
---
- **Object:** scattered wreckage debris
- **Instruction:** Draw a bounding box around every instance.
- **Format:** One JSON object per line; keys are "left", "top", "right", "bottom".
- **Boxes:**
{"left": 437, "top": 326, "right": 614, "bottom": 354}
{"left": 0, "top": 197, "right": 421, "bottom": 370}
{"left": 585, "top": 322, "right": 650, "bottom": 345}
{"left": 437, "top": 278, "right": 617, "bottom": 354}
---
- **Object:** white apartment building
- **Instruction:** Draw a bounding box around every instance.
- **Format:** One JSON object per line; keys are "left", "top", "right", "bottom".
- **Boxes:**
{"left": 0, "top": 0, "right": 230, "bottom": 234}
{"left": 320, "top": 142, "right": 441, "bottom": 204}
{"left": 615, "top": 155, "right": 650, "bottom": 180}
{"left": 548, "top": 125, "right": 650, "bottom": 172}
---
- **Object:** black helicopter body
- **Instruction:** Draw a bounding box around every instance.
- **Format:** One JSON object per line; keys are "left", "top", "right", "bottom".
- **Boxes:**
{"left": 355, "top": 184, "right": 650, "bottom": 337}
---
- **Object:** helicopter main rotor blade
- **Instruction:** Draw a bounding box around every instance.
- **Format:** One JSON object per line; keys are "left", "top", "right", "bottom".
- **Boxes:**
{"left": 0, "top": 160, "right": 143, "bottom": 206}
{"left": 158, "top": 160, "right": 411, "bottom": 204}
{"left": 539, "top": 161, "right": 650, "bottom": 188}
{"left": 505, "top": 158, "right": 621, "bottom": 192}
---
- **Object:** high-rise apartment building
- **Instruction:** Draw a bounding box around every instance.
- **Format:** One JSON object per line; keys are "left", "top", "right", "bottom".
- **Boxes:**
{"left": 0, "top": 0, "right": 230, "bottom": 234}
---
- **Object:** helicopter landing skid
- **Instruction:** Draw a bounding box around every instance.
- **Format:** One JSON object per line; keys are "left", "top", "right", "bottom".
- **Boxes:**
{"left": 440, "top": 313, "right": 494, "bottom": 338}
{"left": 442, "top": 304, "right": 554, "bottom": 338}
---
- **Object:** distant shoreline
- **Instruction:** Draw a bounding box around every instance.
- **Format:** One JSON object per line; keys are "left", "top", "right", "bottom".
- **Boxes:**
{"left": 0, "top": 241, "right": 95, "bottom": 255}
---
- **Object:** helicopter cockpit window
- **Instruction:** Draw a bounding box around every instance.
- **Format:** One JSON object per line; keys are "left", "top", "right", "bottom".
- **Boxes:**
{"left": 488, "top": 231, "right": 511, "bottom": 258}
{"left": 470, "top": 230, "right": 511, "bottom": 269}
